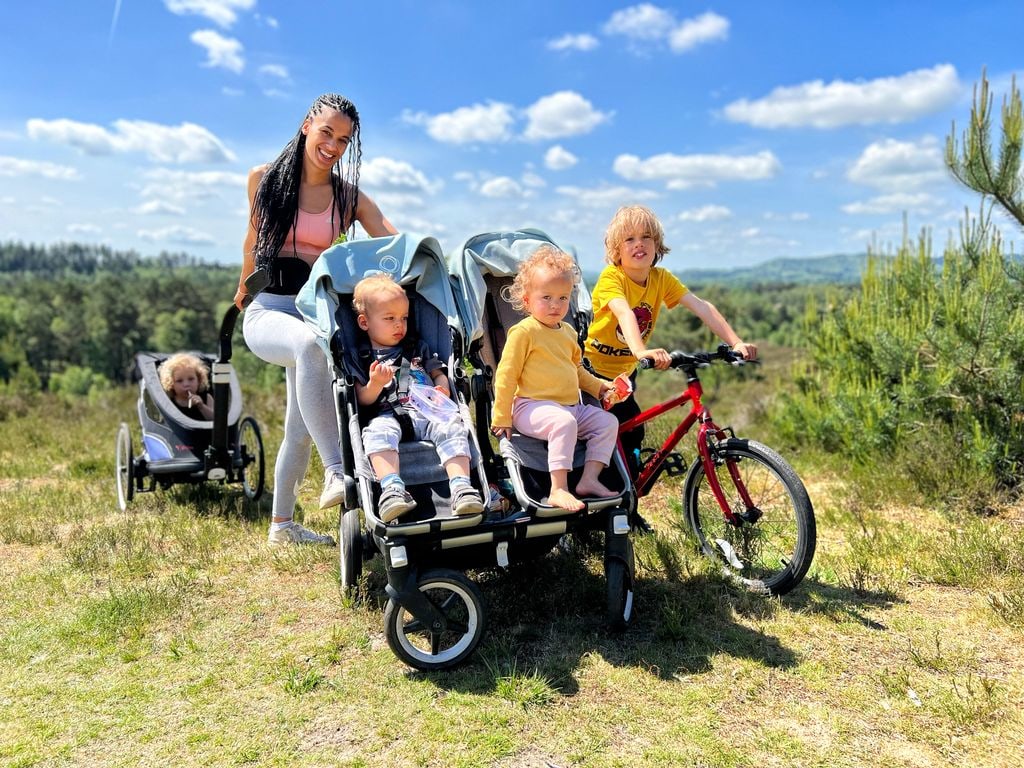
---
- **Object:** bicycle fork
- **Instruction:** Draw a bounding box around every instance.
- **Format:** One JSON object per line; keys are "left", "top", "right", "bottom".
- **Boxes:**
{"left": 696, "top": 416, "right": 759, "bottom": 527}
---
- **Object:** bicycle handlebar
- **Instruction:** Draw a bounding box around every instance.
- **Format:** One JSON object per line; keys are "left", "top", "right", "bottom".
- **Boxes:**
{"left": 637, "top": 344, "right": 751, "bottom": 371}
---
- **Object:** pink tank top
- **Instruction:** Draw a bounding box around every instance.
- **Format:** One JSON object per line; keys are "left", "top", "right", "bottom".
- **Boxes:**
{"left": 285, "top": 204, "right": 344, "bottom": 264}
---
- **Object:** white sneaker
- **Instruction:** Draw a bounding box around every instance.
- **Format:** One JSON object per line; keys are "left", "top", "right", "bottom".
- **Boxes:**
{"left": 319, "top": 470, "right": 345, "bottom": 509}
{"left": 267, "top": 521, "right": 336, "bottom": 547}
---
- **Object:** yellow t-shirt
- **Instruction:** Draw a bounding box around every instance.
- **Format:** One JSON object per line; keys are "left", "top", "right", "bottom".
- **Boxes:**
{"left": 584, "top": 265, "right": 688, "bottom": 378}
{"left": 491, "top": 316, "right": 605, "bottom": 429}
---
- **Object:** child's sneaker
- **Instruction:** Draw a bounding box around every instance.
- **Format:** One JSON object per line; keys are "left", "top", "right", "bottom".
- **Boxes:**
{"left": 452, "top": 486, "right": 485, "bottom": 516}
{"left": 319, "top": 470, "right": 345, "bottom": 509}
{"left": 267, "top": 521, "right": 336, "bottom": 547}
{"left": 379, "top": 486, "right": 417, "bottom": 523}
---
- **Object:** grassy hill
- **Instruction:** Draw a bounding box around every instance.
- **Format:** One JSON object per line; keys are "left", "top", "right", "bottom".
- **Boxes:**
{"left": 2, "top": 381, "right": 1022, "bottom": 767}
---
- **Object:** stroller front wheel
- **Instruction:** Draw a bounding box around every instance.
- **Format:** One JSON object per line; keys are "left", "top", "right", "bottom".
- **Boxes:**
{"left": 338, "top": 507, "right": 363, "bottom": 595}
{"left": 237, "top": 416, "right": 265, "bottom": 501}
{"left": 384, "top": 569, "right": 485, "bottom": 671}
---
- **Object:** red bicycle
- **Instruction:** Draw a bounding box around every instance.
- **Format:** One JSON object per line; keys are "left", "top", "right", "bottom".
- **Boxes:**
{"left": 622, "top": 345, "right": 816, "bottom": 596}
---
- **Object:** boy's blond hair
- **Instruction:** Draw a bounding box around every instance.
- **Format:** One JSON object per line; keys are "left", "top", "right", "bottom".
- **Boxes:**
{"left": 159, "top": 352, "right": 209, "bottom": 394}
{"left": 604, "top": 205, "right": 671, "bottom": 266}
{"left": 352, "top": 273, "right": 407, "bottom": 315}
{"left": 507, "top": 245, "right": 579, "bottom": 313}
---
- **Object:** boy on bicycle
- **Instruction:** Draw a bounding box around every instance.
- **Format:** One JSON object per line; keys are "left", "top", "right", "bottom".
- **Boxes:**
{"left": 584, "top": 205, "right": 757, "bottom": 524}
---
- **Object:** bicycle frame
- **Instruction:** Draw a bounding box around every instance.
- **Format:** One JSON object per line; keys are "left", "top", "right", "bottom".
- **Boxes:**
{"left": 619, "top": 367, "right": 752, "bottom": 526}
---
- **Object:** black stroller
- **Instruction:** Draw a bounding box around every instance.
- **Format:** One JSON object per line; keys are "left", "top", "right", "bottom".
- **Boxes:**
{"left": 296, "top": 232, "right": 634, "bottom": 671}
{"left": 115, "top": 304, "right": 265, "bottom": 510}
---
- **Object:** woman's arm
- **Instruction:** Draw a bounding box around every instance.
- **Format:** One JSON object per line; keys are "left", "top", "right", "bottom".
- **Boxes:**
{"left": 234, "top": 165, "right": 269, "bottom": 309}
{"left": 355, "top": 190, "right": 398, "bottom": 237}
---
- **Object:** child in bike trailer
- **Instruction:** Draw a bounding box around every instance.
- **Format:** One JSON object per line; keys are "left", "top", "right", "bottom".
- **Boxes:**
{"left": 160, "top": 352, "right": 215, "bottom": 420}
{"left": 490, "top": 246, "right": 624, "bottom": 512}
{"left": 584, "top": 205, "right": 757, "bottom": 521}
{"left": 353, "top": 274, "right": 485, "bottom": 523}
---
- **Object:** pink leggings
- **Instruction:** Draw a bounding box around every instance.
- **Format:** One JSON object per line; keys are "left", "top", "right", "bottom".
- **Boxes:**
{"left": 512, "top": 398, "right": 619, "bottom": 472}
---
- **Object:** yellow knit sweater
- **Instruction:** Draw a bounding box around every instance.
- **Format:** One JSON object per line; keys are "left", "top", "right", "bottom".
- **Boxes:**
{"left": 491, "top": 316, "right": 605, "bottom": 428}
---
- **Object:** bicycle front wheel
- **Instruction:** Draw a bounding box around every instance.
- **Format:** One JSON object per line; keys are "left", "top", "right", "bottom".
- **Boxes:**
{"left": 683, "top": 438, "right": 815, "bottom": 596}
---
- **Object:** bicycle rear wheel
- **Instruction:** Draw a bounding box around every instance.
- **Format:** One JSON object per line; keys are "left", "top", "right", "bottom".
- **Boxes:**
{"left": 683, "top": 438, "right": 815, "bottom": 596}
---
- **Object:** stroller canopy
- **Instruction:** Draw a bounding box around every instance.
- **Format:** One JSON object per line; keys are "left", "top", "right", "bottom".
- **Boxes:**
{"left": 448, "top": 228, "right": 592, "bottom": 348}
{"left": 296, "top": 233, "right": 462, "bottom": 378}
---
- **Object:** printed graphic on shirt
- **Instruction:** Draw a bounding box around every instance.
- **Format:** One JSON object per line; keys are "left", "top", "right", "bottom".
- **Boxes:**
{"left": 615, "top": 302, "right": 654, "bottom": 344}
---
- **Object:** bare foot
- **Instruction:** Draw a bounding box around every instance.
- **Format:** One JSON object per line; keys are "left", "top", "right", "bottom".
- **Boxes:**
{"left": 547, "top": 488, "right": 585, "bottom": 511}
{"left": 575, "top": 480, "right": 617, "bottom": 498}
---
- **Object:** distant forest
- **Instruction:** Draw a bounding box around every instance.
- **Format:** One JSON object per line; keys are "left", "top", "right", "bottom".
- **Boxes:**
{"left": 0, "top": 240, "right": 852, "bottom": 397}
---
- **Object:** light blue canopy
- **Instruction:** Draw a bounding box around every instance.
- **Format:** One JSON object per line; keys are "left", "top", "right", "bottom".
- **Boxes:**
{"left": 296, "top": 233, "right": 461, "bottom": 362}
{"left": 448, "top": 228, "right": 593, "bottom": 346}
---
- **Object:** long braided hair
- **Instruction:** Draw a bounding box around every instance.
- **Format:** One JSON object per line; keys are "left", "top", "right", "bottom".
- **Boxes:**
{"left": 252, "top": 93, "right": 363, "bottom": 273}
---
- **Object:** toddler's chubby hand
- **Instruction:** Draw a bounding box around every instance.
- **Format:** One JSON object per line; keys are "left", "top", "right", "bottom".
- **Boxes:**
{"left": 601, "top": 373, "right": 633, "bottom": 409}
{"left": 369, "top": 360, "right": 396, "bottom": 386}
{"left": 491, "top": 426, "right": 511, "bottom": 440}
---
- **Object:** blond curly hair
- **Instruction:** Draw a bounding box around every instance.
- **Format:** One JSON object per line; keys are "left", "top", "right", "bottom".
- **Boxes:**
{"left": 352, "top": 273, "right": 406, "bottom": 315}
{"left": 159, "top": 352, "right": 209, "bottom": 395}
{"left": 604, "top": 204, "right": 670, "bottom": 266}
{"left": 507, "top": 245, "right": 579, "bottom": 313}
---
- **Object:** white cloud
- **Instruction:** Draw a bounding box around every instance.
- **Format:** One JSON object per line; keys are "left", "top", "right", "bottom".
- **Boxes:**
{"left": 603, "top": 5, "right": 728, "bottom": 54}
{"left": 480, "top": 177, "right": 525, "bottom": 198}
{"left": 544, "top": 145, "right": 578, "bottom": 170}
{"left": 361, "top": 156, "right": 442, "bottom": 194}
{"left": 68, "top": 223, "right": 102, "bottom": 235}
{"left": 140, "top": 168, "right": 247, "bottom": 202}
{"left": 547, "top": 33, "right": 599, "bottom": 52}
{"left": 613, "top": 150, "right": 780, "bottom": 188}
{"left": 372, "top": 192, "right": 426, "bottom": 210}
{"left": 740, "top": 227, "right": 760, "bottom": 238}
{"left": 603, "top": 4, "right": 676, "bottom": 41}
{"left": 523, "top": 91, "right": 611, "bottom": 141}
{"left": 164, "top": 0, "right": 254, "bottom": 28}
{"left": 556, "top": 184, "right": 658, "bottom": 208}
{"left": 847, "top": 136, "right": 947, "bottom": 189}
{"left": 669, "top": 12, "right": 729, "bottom": 52}
{"left": 402, "top": 102, "right": 515, "bottom": 144}
{"left": 679, "top": 205, "right": 732, "bottom": 222}
{"left": 0, "top": 155, "right": 80, "bottom": 180}
{"left": 521, "top": 171, "right": 546, "bottom": 188}
{"left": 27, "top": 118, "right": 236, "bottom": 163}
{"left": 138, "top": 225, "right": 216, "bottom": 245}
{"left": 134, "top": 199, "right": 187, "bottom": 216}
{"left": 842, "top": 192, "right": 942, "bottom": 215}
{"left": 724, "top": 64, "right": 961, "bottom": 128}
{"left": 191, "top": 29, "right": 244, "bottom": 73}
{"left": 258, "top": 64, "right": 290, "bottom": 80}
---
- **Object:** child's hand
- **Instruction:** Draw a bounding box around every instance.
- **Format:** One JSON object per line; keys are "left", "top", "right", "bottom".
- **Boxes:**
{"left": 732, "top": 341, "right": 758, "bottom": 361}
{"left": 638, "top": 348, "right": 671, "bottom": 370}
{"left": 368, "top": 360, "right": 395, "bottom": 386}
{"left": 491, "top": 426, "right": 511, "bottom": 439}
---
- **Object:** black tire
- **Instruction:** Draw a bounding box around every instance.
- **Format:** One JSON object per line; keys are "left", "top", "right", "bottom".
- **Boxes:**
{"left": 237, "top": 416, "right": 265, "bottom": 501}
{"left": 606, "top": 540, "right": 635, "bottom": 631}
{"left": 683, "top": 438, "right": 815, "bottom": 596}
{"left": 383, "top": 569, "right": 485, "bottom": 671}
{"left": 116, "top": 422, "right": 134, "bottom": 511}
{"left": 339, "top": 508, "right": 363, "bottom": 594}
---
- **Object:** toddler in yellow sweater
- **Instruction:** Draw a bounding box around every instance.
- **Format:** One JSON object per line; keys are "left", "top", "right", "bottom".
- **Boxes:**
{"left": 490, "top": 246, "right": 623, "bottom": 511}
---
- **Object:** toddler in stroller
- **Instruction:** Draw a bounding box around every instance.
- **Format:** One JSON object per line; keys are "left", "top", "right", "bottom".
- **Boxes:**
{"left": 352, "top": 274, "right": 485, "bottom": 522}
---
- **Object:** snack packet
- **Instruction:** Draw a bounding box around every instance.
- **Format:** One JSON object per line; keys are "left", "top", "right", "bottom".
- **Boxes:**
{"left": 602, "top": 373, "right": 633, "bottom": 409}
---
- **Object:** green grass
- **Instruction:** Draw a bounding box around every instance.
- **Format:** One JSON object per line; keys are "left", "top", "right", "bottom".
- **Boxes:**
{"left": 1, "top": 387, "right": 1022, "bottom": 767}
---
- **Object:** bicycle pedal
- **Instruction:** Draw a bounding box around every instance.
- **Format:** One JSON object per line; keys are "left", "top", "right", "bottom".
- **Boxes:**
{"left": 663, "top": 451, "right": 687, "bottom": 477}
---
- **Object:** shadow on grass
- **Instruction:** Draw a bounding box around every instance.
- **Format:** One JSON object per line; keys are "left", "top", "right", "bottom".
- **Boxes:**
{"left": 778, "top": 577, "right": 904, "bottom": 631}
{"left": 352, "top": 539, "right": 879, "bottom": 696}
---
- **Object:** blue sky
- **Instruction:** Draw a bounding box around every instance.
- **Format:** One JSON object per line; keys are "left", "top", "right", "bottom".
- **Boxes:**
{"left": 1, "top": 1, "right": 1022, "bottom": 273}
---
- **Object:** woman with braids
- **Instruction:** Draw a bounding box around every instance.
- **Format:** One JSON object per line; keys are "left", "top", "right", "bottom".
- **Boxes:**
{"left": 234, "top": 93, "right": 397, "bottom": 547}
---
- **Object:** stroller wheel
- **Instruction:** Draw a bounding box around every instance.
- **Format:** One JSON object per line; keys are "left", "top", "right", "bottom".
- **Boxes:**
{"left": 237, "top": 416, "right": 265, "bottom": 501}
{"left": 115, "top": 422, "right": 135, "bottom": 511}
{"left": 338, "top": 507, "right": 363, "bottom": 594}
{"left": 606, "top": 542, "right": 635, "bottom": 631}
{"left": 384, "top": 569, "right": 485, "bottom": 671}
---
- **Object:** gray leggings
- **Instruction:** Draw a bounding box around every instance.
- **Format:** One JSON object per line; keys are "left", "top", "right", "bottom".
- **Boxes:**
{"left": 243, "top": 293, "right": 341, "bottom": 518}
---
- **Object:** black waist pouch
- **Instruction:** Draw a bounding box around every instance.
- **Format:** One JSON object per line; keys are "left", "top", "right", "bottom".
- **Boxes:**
{"left": 264, "top": 258, "right": 313, "bottom": 295}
